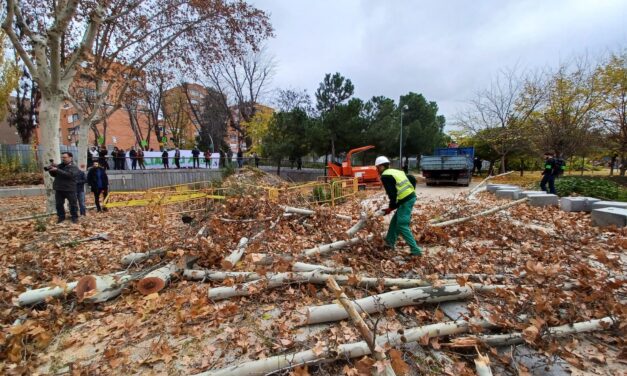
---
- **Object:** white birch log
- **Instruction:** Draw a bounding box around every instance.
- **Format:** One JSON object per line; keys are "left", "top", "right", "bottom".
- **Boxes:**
{"left": 221, "top": 237, "right": 249, "bottom": 270}
{"left": 193, "top": 319, "right": 495, "bottom": 376}
{"left": 208, "top": 272, "right": 316, "bottom": 300}
{"left": 18, "top": 281, "right": 79, "bottom": 306}
{"left": 281, "top": 206, "right": 353, "bottom": 221}
{"left": 453, "top": 317, "right": 615, "bottom": 347}
{"left": 326, "top": 277, "right": 396, "bottom": 376}
{"left": 474, "top": 353, "right": 493, "bottom": 376}
{"left": 305, "top": 284, "right": 502, "bottom": 325}
{"left": 304, "top": 235, "right": 373, "bottom": 256}
{"left": 292, "top": 262, "right": 353, "bottom": 274}
{"left": 467, "top": 171, "right": 514, "bottom": 196}
{"left": 345, "top": 212, "right": 367, "bottom": 236}
{"left": 76, "top": 274, "right": 133, "bottom": 303}
{"left": 430, "top": 198, "right": 529, "bottom": 228}
{"left": 120, "top": 247, "right": 167, "bottom": 266}
{"left": 136, "top": 261, "right": 180, "bottom": 295}
{"left": 183, "top": 269, "right": 260, "bottom": 282}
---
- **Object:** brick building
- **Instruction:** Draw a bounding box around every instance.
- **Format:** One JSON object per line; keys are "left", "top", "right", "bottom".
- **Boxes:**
{"left": 161, "top": 83, "right": 208, "bottom": 149}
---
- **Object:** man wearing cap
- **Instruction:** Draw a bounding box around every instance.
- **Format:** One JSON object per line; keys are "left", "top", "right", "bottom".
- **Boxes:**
{"left": 375, "top": 156, "right": 422, "bottom": 256}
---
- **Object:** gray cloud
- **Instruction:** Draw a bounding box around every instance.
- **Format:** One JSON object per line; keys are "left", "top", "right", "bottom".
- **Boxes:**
{"left": 253, "top": 0, "right": 626, "bottom": 121}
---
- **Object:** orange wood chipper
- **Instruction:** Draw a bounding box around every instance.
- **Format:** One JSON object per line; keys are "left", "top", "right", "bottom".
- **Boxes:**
{"left": 326, "top": 145, "right": 381, "bottom": 188}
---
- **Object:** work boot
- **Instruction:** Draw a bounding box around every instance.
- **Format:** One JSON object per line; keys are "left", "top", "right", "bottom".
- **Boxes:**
{"left": 410, "top": 246, "right": 423, "bottom": 256}
{"left": 383, "top": 242, "right": 395, "bottom": 250}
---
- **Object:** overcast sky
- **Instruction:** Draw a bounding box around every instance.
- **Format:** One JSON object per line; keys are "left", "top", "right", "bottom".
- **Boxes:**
{"left": 251, "top": 0, "right": 626, "bottom": 123}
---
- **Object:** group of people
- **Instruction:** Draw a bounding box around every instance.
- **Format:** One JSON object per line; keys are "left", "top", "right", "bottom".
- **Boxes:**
{"left": 88, "top": 146, "right": 148, "bottom": 170}
{"left": 48, "top": 152, "right": 110, "bottom": 223}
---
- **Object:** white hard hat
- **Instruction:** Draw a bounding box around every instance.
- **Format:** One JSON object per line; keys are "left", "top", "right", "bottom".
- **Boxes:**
{"left": 375, "top": 156, "right": 390, "bottom": 166}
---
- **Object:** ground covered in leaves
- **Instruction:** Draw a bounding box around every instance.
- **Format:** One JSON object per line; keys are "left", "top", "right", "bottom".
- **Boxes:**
{"left": 0, "top": 176, "right": 625, "bottom": 375}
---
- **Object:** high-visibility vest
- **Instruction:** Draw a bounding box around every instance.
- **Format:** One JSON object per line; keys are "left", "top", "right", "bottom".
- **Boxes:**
{"left": 382, "top": 168, "right": 414, "bottom": 202}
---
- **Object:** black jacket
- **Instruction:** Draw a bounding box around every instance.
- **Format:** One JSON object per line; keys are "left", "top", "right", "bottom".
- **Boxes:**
{"left": 76, "top": 170, "right": 86, "bottom": 193}
{"left": 49, "top": 162, "right": 80, "bottom": 192}
{"left": 86, "top": 167, "right": 109, "bottom": 192}
{"left": 381, "top": 171, "right": 417, "bottom": 210}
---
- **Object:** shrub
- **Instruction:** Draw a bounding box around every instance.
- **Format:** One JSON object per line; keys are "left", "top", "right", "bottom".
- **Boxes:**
{"left": 554, "top": 176, "right": 627, "bottom": 201}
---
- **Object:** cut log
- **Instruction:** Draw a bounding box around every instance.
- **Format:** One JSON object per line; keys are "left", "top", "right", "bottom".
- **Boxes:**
{"left": 304, "top": 235, "right": 373, "bottom": 256}
{"left": 305, "top": 284, "right": 502, "bottom": 325}
{"left": 326, "top": 277, "right": 396, "bottom": 376}
{"left": 193, "top": 318, "right": 495, "bottom": 376}
{"left": 345, "top": 212, "right": 367, "bottom": 236}
{"left": 199, "top": 270, "right": 444, "bottom": 301}
{"left": 183, "top": 269, "right": 260, "bottom": 282}
{"left": 120, "top": 247, "right": 167, "bottom": 266}
{"left": 451, "top": 317, "right": 615, "bottom": 347}
{"left": 292, "top": 262, "right": 353, "bottom": 274}
{"left": 474, "top": 352, "right": 493, "bottom": 376}
{"left": 76, "top": 273, "right": 133, "bottom": 303}
{"left": 430, "top": 198, "right": 529, "bottom": 228}
{"left": 18, "top": 281, "right": 78, "bottom": 306}
{"left": 221, "top": 237, "right": 249, "bottom": 270}
{"left": 136, "top": 261, "right": 180, "bottom": 295}
{"left": 281, "top": 205, "right": 353, "bottom": 220}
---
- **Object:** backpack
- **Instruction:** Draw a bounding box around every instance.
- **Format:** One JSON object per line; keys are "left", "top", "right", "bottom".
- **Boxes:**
{"left": 554, "top": 158, "right": 566, "bottom": 176}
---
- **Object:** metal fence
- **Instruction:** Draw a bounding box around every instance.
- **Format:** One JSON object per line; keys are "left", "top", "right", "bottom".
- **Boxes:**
{"left": 0, "top": 144, "right": 79, "bottom": 170}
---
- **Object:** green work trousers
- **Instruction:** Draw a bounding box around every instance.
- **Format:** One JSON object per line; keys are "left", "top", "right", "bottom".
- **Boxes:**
{"left": 385, "top": 195, "right": 422, "bottom": 255}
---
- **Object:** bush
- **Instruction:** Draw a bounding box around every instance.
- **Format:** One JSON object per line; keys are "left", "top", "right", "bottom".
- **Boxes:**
{"left": 554, "top": 176, "right": 627, "bottom": 201}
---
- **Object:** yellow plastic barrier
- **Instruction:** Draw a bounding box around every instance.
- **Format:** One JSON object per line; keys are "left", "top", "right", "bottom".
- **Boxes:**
{"left": 268, "top": 177, "right": 358, "bottom": 206}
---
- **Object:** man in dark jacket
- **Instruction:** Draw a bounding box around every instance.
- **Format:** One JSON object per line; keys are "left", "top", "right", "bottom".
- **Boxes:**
{"left": 129, "top": 147, "right": 138, "bottom": 170}
{"left": 76, "top": 165, "right": 87, "bottom": 216}
{"left": 87, "top": 161, "right": 109, "bottom": 212}
{"left": 162, "top": 149, "right": 169, "bottom": 169}
{"left": 48, "top": 152, "right": 80, "bottom": 223}
{"left": 174, "top": 148, "right": 181, "bottom": 169}
{"left": 375, "top": 155, "right": 422, "bottom": 256}
{"left": 192, "top": 147, "right": 200, "bottom": 168}
{"left": 540, "top": 152, "right": 557, "bottom": 194}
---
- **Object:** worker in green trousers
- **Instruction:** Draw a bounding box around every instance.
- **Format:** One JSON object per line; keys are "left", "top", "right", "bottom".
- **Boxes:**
{"left": 375, "top": 156, "right": 422, "bottom": 256}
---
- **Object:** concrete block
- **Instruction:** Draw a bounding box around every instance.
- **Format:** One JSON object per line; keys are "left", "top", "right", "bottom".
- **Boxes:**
{"left": 517, "top": 190, "right": 544, "bottom": 198}
{"left": 591, "top": 207, "right": 627, "bottom": 227}
{"left": 486, "top": 184, "right": 519, "bottom": 193}
{"left": 560, "top": 197, "right": 601, "bottom": 212}
{"left": 590, "top": 201, "right": 627, "bottom": 210}
{"left": 495, "top": 189, "right": 521, "bottom": 200}
{"left": 528, "top": 194, "right": 559, "bottom": 207}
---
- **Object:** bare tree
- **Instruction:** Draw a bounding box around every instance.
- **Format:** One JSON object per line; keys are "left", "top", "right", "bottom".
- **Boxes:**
{"left": 1, "top": 0, "right": 272, "bottom": 209}
{"left": 274, "top": 88, "right": 313, "bottom": 114}
{"left": 203, "top": 47, "right": 275, "bottom": 147}
{"left": 8, "top": 69, "right": 40, "bottom": 144}
{"left": 455, "top": 67, "right": 545, "bottom": 172}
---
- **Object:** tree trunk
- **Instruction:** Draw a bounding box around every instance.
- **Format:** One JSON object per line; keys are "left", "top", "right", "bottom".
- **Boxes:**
{"left": 120, "top": 247, "right": 167, "bottom": 266}
{"left": 430, "top": 198, "right": 529, "bottom": 228}
{"left": 326, "top": 277, "right": 396, "bottom": 376}
{"left": 499, "top": 154, "right": 507, "bottom": 173}
{"left": 304, "top": 284, "right": 501, "bottom": 325}
{"left": 221, "top": 237, "right": 249, "bottom": 270}
{"left": 282, "top": 206, "right": 353, "bottom": 220}
{"left": 193, "top": 319, "right": 495, "bottom": 376}
{"left": 77, "top": 120, "right": 91, "bottom": 168}
{"left": 18, "top": 281, "right": 78, "bottom": 306}
{"left": 136, "top": 261, "right": 180, "bottom": 295}
{"left": 39, "top": 95, "right": 63, "bottom": 212}
{"left": 292, "top": 262, "right": 352, "bottom": 274}
{"left": 75, "top": 273, "right": 132, "bottom": 303}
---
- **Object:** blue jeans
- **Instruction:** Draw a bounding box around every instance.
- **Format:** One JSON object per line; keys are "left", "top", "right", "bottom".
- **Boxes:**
{"left": 77, "top": 191, "right": 86, "bottom": 215}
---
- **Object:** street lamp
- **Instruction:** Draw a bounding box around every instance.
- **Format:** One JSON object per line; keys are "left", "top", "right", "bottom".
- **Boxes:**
{"left": 399, "top": 104, "right": 408, "bottom": 169}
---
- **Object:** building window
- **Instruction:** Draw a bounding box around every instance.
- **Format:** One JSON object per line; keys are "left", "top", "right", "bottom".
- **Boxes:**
{"left": 67, "top": 114, "right": 79, "bottom": 123}
{"left": 82, "top": 88, "right": 97, "bottom": 102}
{"left": 189, "top": 89, "right": 199, "bottom": 97}
{"left": 190, "top": 99, "right": 199, "bottom": 105}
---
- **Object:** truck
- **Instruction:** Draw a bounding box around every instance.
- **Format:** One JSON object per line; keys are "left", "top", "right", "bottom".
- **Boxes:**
{"left": 420, "top": 147, "right": 474, "bottom": 186}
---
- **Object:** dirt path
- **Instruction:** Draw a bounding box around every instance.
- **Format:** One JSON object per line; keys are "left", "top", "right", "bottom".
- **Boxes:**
{"left": 413, "top": 181, "right": 479, "bottom": 202}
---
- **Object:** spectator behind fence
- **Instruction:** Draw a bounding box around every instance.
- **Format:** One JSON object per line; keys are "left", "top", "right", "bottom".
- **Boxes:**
{"left": 137, "top": 147, "right": 146, "bottom": 170}
{"left": 98, "top": 146, "right": 109, "bottom": 169}
{"left": 174, "top": 148, "right": 181, "bottom": 169}
{"left": 76, "top": 164, "right": 87, "bottom": 216}
{"left": 237, "top": 148, "right": 243, "bottom": 168}
{"left": 204, "top": 149, "right": 211, "bottom": 168}
{"left": 87, "top": 161, "right": 109, "bottom": 212}
{"left": 118, "top": 148, "right": 126, "bottom": 170}
{"left": 192, "top": 147, "right": 200, "bottom": 168}
{"left": 129, "top": 146, "right": 138, "bottom": 170}
{"left": 47, "top": 152, "right": 80, "bottom": 224}
{"left": 162, "top": 149, "right": 169, "bottom": 169}
{"left": 252, "top": 152, "right": 259, "bottom": 168}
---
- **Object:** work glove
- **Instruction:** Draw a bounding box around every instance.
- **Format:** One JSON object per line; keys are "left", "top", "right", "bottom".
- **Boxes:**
{"left": 383, "top": 208, "right": 393, "bottom": 215}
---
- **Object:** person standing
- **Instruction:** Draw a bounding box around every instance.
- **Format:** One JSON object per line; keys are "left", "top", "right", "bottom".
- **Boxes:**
{"left": 174, "top": 147, "right": 181, "bottom": 169}
{"left": 111, "top": 147, "right": 119, "bottom": 170}
{"left": 47, "top": 152, "right": 80, "bottom": 224}
{"left": 192, "top": 147, "right": 200, "bottom": 168}
{"left": 162, "top": 149, "right": 169, "bottom": 169}
{"left": 204, "top": 149, "right": 211, "bottom": 168}
{"left": 296, "top": 156, "right": 302, "bottom": 170}
{"left": 98, "top": 146, "right": 109, "bottom": 170}
{"left": 253, "top": 152, "right": 259, "bottom": 168}
{"left": 473, "top": 157, "right": 482, "bottom": 175}
{"left": 118, "top": 148, "right": 126, "bottom": 170}
{"left": 76, "top": 165, "right": 87, "bottom": 216}
{"left": 129, "top": 146, "right": 138, "bottom": 170}
{"left": 137, "top": 147, "right": 146, "bottom": 170}
{"left": 375, "top": 156, "right": 422, "bottom": 256}
{"left": 237, "top": 147, "right": 243, "bottom": 168}
{"left": 87, "top": 161, "right": 109, "bottom": 212}
{"left": 540, "top": 152, "right": 557, "bottom": 194}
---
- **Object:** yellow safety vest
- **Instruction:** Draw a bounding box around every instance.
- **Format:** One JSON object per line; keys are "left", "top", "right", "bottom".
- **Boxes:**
{"left": 382, "top": 169, "right": 414, "bottom": 202}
